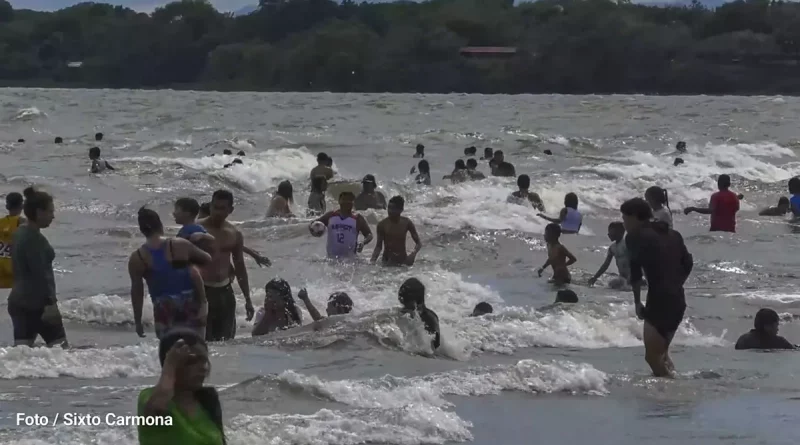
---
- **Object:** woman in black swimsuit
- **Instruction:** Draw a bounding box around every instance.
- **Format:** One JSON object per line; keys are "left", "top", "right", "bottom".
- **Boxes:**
{"left": 621, "top": 197, "right": 693, "bottom": 377}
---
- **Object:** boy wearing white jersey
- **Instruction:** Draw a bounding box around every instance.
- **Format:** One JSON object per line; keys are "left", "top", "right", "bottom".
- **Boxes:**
{"left": 311, "top": 191, "right": 373, "bottom": 260}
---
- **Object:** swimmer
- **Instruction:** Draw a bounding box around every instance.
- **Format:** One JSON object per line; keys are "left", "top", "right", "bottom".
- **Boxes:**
{"left": 8, "top": 187, "right": 68, "bottom": 348}
{"left": 0, "top": 192, "right": 24, "bottom": 290}
{"left": 223, "top": 163, "right": 232, "bottom": 168}
{"left": 735, "top": 308, "right": 795, "bottom": 350}
{"left": 759, "top": 197, "right": 790, "bottom": 216}
{"left": 788, "top": 177, "right": 800, "bottom": 217}
{"left": 543, "top": 149, "right": 553, "bottom": 156}
{"left": 232, "top": 158, "right": 243, "bottom": 165}
{"left": 199, "top": 190, "right": 256, "bottom": 341}
{"left": 54, "top": 137, "right": 63, "bottom": 144}
{"left": 138, "top": 330, "right": 224, "bottom": 445}
{"left": 308, "top": 176, "right": 327, "bottom": 216}
{"left": 89, "top": 147, "right": 115, "bottom": 173}
{"left": 129, "top": 208, "right": 211, "bottom": 339}
{"left": 95, "top": 132, "right": 103, "bottom": 142}
{"left": 252, "top": 278, "right": 303, "bottom": 336}
{"left": 398, "top": 278, "right": 440, "bottom": 350}
{"left": 684, "top": 174, "right": 739, "bottom": 232}
{"left": 266, "top": 180, "right": 295, "bottom": 218}
{"left": 622, "top": 197, "right": 693, "bottom": 378}
{"left": 538, "top": 192, "right": 582, "bottom": 234}
{"left": 298, "top": 288, "right": 353, "bottom": 321}
{"left": 310, "top": 153, "right": 335, "bottom": 182}
{"left": 196, "top": 202, "right": 270, "bottom": 267}
{"left": 673, "top": 158, "right": 684, "bottom": 167}
{"left": 413, "top": 144, "right": 425, "bottom": 158}
{"left": 17, "top": 138, "right": 25, "bottom": 143}
{"left": 676, "top": 141, "right": 686, "bottom": 153}
{"left": 464, "top": 146, "right": 477, "bottom": 156}
{"left": 507, "top": 174, "right": 545, "bottom": 212}
{"left": 354, "top": 174, "right": 387, "bottom": 210}
{"left": 370, "top": 196, "right": 422, "bottom": 266}
{"left": 483, "top": 147, "right": 493, "bottom": 160}
{"left": 490, "top": 150, "right": 516, "bottom": 177}
{"left": 645, "top": 186, "right": 673, "bottom": 228}
{"left": 312, "top": 191, "right": 373, "bottom": 260}
{"left": 470, "top": 302, "right": 493, "bottom": 317}
{"left": 588, "top": 222, "right": 630, "bottom": 289}
{"left": 555, "top": 289, "right": 579, "bottom": 303}
{"left": 537, "top": 223, "right": 576, "bottom": 286}
{"left": 466, "top": 158, "right": 486, "bottom": 180}
{"left": 237, "top": 150, "right": 246, "bottom": 156}
{"left": 443, "top": 160, "right": 469, "bottom": 183}
{"left": 414, "top": 160, "right": 431, "bottom": 186}
{"left": 222, "top": 149, "right": 232, "bottom": 155}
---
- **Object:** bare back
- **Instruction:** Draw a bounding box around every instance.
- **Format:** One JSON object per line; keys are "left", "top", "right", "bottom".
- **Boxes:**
{"left": 547, "top": 243, "right": 570, "bottom": 281}
{"left": 379, "top": 217, "right": 412, "bottom": 264}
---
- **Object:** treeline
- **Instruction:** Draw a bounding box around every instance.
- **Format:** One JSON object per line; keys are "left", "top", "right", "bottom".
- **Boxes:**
{"left": 1, "top": 0, "right": 800, "bottom": 94}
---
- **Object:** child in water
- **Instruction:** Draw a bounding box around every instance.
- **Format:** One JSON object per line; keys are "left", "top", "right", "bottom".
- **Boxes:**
{"left": 538, "top": 192, "right": 582, "bottom": 234}
{"left": 307, "top": 176, "right": 327, "bottom": 216}
{"left": 588, "top": 222, "right": 631, "bottom": 289}
{"left": 537, "top": 223, "right": 577, "bottom": 286}
{"left": 89, "top": 147, "right": 115, "bottom": 173}
{"left": 645, "top": 186, "right": 672, "bottom": 228}
{"left": 759, "top": 197, "right": 790, "bottom": 216}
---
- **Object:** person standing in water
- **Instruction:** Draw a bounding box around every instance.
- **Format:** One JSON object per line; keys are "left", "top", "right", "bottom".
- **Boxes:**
{"left": 266, "top": 180, "right": 295, "bottom": 218}
{"left": 588, "top": 222, "right": 630, "bottom": 289}
{"left": 129, "top": 208, "right": 212, "bottom": 339}
{"left": 413, "top": 144, "right": 425, "bottom": 158}
{"left": 465, "top": 159, "right": 486, "bottom": 180}
{"left": 787, "top": 177, "right": 800, "bottom": 217}
{"left": 192, "top": 202, "right": 270, "bottom": 267}
{"left": 684, "top": 174, "right": 739, "bottom": 232}
{"left": 622, "top": 197, "right": 693, "bottom": 378}
{"left": 138, "top": 329, "right": 225, "bottom": 445}
{"left": 413, "top": 160, "right": 431, "bottom": 186}
{"left": 0, "top": 192, "right": 24, "bottom": 290}
{"left": 398, "top": 278, "right": 440, "bottom": 351}
{"left": 370, "top": 196, "right": 422, "bottom": 266}
{"left": 537, "top": 223, "right": 576, "bottom": 286}
{"left": 490, "top": 151, "right": 516, "bottom": 177}
{"left": 507, "top": 174, "right": 545, "bottom": 212}
{"left": 538, "top": 192, "right": 582, "bottom": 234}
{"left": 308, "top": 176, "right": 328, "bottom": 216}
{"left": 354, "top": 175, "right": 387, "bottom": 211}
{"left": 8, "top": 187, "right": 68, "bottom": 348}
{"left": 199, "top": 190, "right": 255, "bottom": 341}
{"left": 645, "top": 186, "right": 673, "bottom": 228}
{"left": 312, "top": 191, "right": 373, "bottom": 260}
{"left": 310, "top": 153, "right": 334, "bottom": 182}
{"left": 89, "top": 147, "right": 115, "bottom": 173}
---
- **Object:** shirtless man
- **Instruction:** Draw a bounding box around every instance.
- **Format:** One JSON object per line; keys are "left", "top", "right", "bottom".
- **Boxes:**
{"left": 371, "top": 196, "right": 422, "bottom": 266}
{"left": 198, "top": 190, "right": 254, "bottom": 341}
{"left": 310, "top": 153, "right": 335, "bottom": 183}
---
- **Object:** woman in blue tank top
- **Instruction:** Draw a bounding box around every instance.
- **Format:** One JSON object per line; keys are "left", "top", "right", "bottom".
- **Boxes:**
{"left": 128, "top": 208, "right": 212, "bottom": 339}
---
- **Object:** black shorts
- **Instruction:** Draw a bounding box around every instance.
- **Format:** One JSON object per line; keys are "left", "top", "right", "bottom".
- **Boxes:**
{"left": 205, "top": 284, "right": 237, "bottom": 342}
{"left": 8, "top": 304, "right": 67, "bottom": 345}
{"left": 644, "top": 304, "right": 686, "bottom": 341}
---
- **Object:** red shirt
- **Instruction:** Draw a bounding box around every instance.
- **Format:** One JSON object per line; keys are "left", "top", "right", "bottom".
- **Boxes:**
{"left": 709, "top": 190, "right": 739, "bottom": 232}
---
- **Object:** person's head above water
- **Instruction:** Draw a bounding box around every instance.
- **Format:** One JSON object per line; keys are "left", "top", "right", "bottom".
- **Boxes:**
{"left": 417, "top": 160, "right": 430, "bottom": 174}
{"left": 466, "top": 158, "right": 478, "bottom": 170}
{"left": 317, "top": 152, "right": 329, "bottom": 165}
{"left": 237, "top": 150, "right": 245, "bottom": 156}
{"left": 276, "top": 180, "right": 293, "bottom": 203}
{"left": 415, "top": 144, "right": 425, "bottom": 156}
{"left": 464, "top": 146, "right": 477, "bottom": 156}
{"left": 471, "top": 302, "right": 493, "bottom": 317}
{"left": 645, "top": 186, "right": 669, "bottom": 210}
{"left": 311, "top": 175, "right": 328, "bottom": 193}
{"left": 544, "top": 223, "right": 561, "bottom": 244}
{"left": 674, "top": 157, "right": 684, "bottom": 167}
{"left": 753, "top": 308, "right": 780, "bottom": 336}
{"left": 388, "top": 195, "right": 404, "bottom": 220}
{"left": 454, "top": 160, "right": 466, "bottom": 170}
{"left": 95, "top": 132, "right": 103, "bottom": 142}
{"left": 17, "top": 138, "right": 25, "bottom": 143}
{"left": 543, "top": 149, "right": 553, "bottom": 156}
{"left": 555, "top": 289, "right": 579, "bottom": 304}
{"left": 399, "top": 277, "right": 426, "bottom": 310}
{"left": 493, "top": 150, "right": 504, "bottom": 162}
{"left": 564, "top": 192, "right": 578, "bottom": 209}
{"left": 717, "top": 174, "right": 731, "bottom": 190}
{"left": 232, "top": 158, "right": 243, "bottom": 165}
{"left": 788, "top": 177, "right": 800, "bottom": 195}
{"left": 54, "top": 137, "right": 63, "bottom": 144}
{"left": 137, "top": 206, "right": 164, "bottom": 238}
{"left": 483, "top": 147, "right": 493, "bottom": 159}
{"left": 517, "top": 174, "right": 530, "bottom": 190}
{"left": 88, "top": 146, "right": 101, "bottom": 160}
{"left": 362, "top": 174, "right": 377, "bottom": 192}
{"left": 607, "top": 221, "right": 625, "bottom": 242}
{"left": 22, "top": 187, "right": 54, "bottom": 228}
{"left": 676, "top": 141, "right": 686, "bottom": 153}
{"left": 264, "top": 278, "right": 302, "bottom": 325}
{"left": 327, "top": 292, "right": 353, "bottom": 316}
{"left": 174, "top": 197, "right": 200, "bottom": 225}
{"left": 338, "top": 191, "right": 356, "bottom": 213}
{"left": 222, "top": 149, "right": 232, "bottom": 155}
{"left": 5, "top": 192, "right": 23, "bottom": 214}
{"left": 620, "top": 197, "right": 653, "bottom": 234}
{"left": 199, "top": 202, "right": 211, "bottom": 219}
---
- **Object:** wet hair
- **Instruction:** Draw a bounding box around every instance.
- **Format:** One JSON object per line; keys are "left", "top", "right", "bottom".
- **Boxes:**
{"left": 388, "top": 195, "right": 405, "bottom": 210}
{"left": 95, "top": 132, "right": 103, "bottom": 141}
{"left": 608, "top": 221, "right": 624, "bottom": 232}
{"left": 339, "top": 191, "right": 355, "bottom": 200}
{"left": 311, "top": 176, "right": 327, "bottom": 193}
{"left": 645, "top": 186, "right": 671, "bottom": 215}
{"left": 620, "top": 197, "right": 653, "bottom": 221}
{"left": 789, "top": 177, "right": 800, "bottom": 195}
{"left": 222, "top": 149, "right": 232, "bottom": 155}
{"left": 324, "top": 157, "right": 333, "bottom": 167}
{"left": 545, "top": 223, "right": 561, "bottom": 240}
{"left": 674, "top": 158, "right": 684, "bottom": 166}
{"left": 676, "top": 141, "right": 686, "bottom": 151}
{"left": 137, "top": 207, "right": 164, "bottom": 237}
{"left": 472, "top": 302, "right": 493, "bottom": 316}
{"left": 328, "top": 292, "right": 353, "bottom": 314}
{"left": 564, "top": 192, "right": 578, "bottom": 209}
{"left": 276, "top": 181, "right": 293, "bottom": 203}
{"left": 718, "top": 174, "right": 731, "bottom": 190}
{"left": 175, "top": 197, "right": 201, "bottom": 218}
{"left": 317, "top": 152, "right": 329, "bottom": 163}
{"left": 517, "top": 174, "right": 530, "bottom": 189}
{"left": 556, "top": 289, "right": 579, "bottom": 303}
{"left": 754, "top": 308, "right": 779, "bottom": 332}
{"left": 417, "top": 160, "right": 430, "bottom": 174}
{"left": 454, "top": 160, "right": 466, "bottom": 170}
{"left": 212, "top": 190, "right": 234, "bottom": 207}
{"left": 779, "top": 196, "right": 790, "bottom": 206}
{"left": 89, "top": 146, "right": 101, "bottom": 158}
{"left": 6, "top": 192, "right": 23, "bottom": 211}
{"left": 464, "top": 146, "right": 477, "bottom": 156}
{"left": 265, "top": 278, "right": 302, "bottom": 325}
{"left": 415, "top": 144, "right": 425, "bottom": 153}
{"left": 399, "top": 277, "right": 426, "bottom": 308}
{"left": 232, "top": 158, "right": 243, "bottom": 165}
{"left": 466, "top": 158, "right": 478, "bottom": 169}
{"left": 237, "top": 150, "right": 245, "bottom": 156}
{"left": 22, "top": 187, "right": 53, "bottom": 222}
{"left": 54, "top": 137, "right": 63, "bottom": 144}
{"left": 494, "top": 150, "right": 504, "bottom": 157}
{"left": 157, "top": 329, "right": 226, "bottom": 445}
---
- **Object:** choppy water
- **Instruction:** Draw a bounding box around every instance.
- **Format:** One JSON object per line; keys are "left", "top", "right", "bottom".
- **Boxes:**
{"left": 2, "top": 89, "right": 800, "bottom": 445}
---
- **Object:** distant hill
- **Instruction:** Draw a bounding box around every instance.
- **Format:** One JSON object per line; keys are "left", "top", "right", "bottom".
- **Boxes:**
{"left": 233, "top": 4, "right": 257, "bottom": 15}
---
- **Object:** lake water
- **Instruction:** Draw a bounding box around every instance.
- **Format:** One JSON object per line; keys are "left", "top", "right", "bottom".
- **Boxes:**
{"left": 2, "top": 89, "right": 800, "bottom": 445}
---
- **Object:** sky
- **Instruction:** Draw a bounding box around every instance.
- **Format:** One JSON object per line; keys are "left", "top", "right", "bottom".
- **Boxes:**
{"left": 8, "top": 0, "right": 257, "bottom": 12}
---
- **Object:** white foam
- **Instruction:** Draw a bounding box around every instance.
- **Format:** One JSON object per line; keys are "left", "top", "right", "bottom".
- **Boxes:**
{"left": 59, "top": 294, "right": 154, "bottom": 326}
{"left": 139, "top": 136, "right": 192, "bottom": 151}
{"left": 729, "top": 290, "right": 800, "bottom": 303}
{"left": 13, "top": 107, "right": 45, "bottom": 121}
{"left": 0, "top": 344, "right": 158, "bottom": 379}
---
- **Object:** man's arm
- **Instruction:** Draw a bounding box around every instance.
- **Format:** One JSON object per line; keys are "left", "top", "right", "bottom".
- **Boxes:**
{"left": 314, "top": 211, "right": 334, "bottom": 226}
{"left": 128, "top": 252, "right": 146, "bottom": 336}
{"left": 184, "top": 239, "right": 212, "bottom": 265}
{"left": 590, "top": 249, "right": 614, "bottom": 284}
{"left": 357, "top": 215, "right": 373, "bottom": 245}
{"left": 408, "top": 220, "right": 422, "bottom": 254}
{"left": 298, "top": 289, "right": 324, "bottom": 322}
{"left": 105, "top": 161, "right": 115, "bottom": 171}
{"left": 243, "top": 245, "right": 271, "bottom": 267}
{"left": 232, "top": 230, "right": 253, "bottom": 320}
{"left": 627, "top": 235, "right": 644, "bottom": 307}
{"left": 370, "top": 222, "right": 385, "bottom": 264}
{"left": 378, "top": 193, "right": 387, "bottom": 210}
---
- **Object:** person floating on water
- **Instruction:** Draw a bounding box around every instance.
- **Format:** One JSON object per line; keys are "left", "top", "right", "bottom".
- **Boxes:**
{"left": 398, "top": 278, "right": 440, "bottom": 351}
{"left": 0, "top": 192, "right": 24, "bottom": 290}
{"left": 413, "top": 144, "right": 425, "bottom": 158}
{"left": 622, "top": 197, "right": 693, "bottom": 378}
{"left": 8, "top": 187, "right": 68, "bottom": 348}
{"left": 199, "top": 190, "right": 256, "bottom": 341}
{"left": 138, "top": 329, "right": 225, "bottom": 445}
{"left": 308, "top": 176, "right": 327, "bottom": 216}
{"left": 588, "top": 222, "right": 631, "bottom": 290}
{"left": 537, "top": 223, "right": 577, "bottom": 286}
{"left": 266, "top": 180, "right": 295, "bottom": 218}
{"left": 310, "top": 153, "right": 335, "bottom": 183}
{"left": 354, "top": 175, "right": 387, "bottom": 211}
{"left": 371, "top": 196, "right": 422, "bottom": 266}
{"left": 252, "top": 278, "right": 303, "bottom": 337}
{"left": 89, "top": 147, "right": 115, "bottom": 173}
{"left": 735, "top": 308, "right": 795, "bottom": 350}
{"left": 490, "top": 150, "right": 516, "bottom": 177}
{"left": 507, "top": 174, "right": 545, "bottom": 212}
{"left": 128, "top": 207, "right": 211, "bottom": 339}
{"left": 311, "top": 191, "right": 373, "bottom": 260}
{"left": 759, "top": 197, "right": 790, "bottom": 217}
{"left": 684, "top": 174, "right": 739, "bottom": 233}
{"left": 465, "top": 158, "right": 486, "bottom": 180}
{"left": 298, "top": 288, "right": 353, "bottom": 321}
{"left": 645, "top": 186, "right": 673, "bottom": 228}
{"left": 470, "top": 302, "right": 493, "bottom": 317}
{"left": 538, "top": 192, "right": 582, "bottom": 234}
